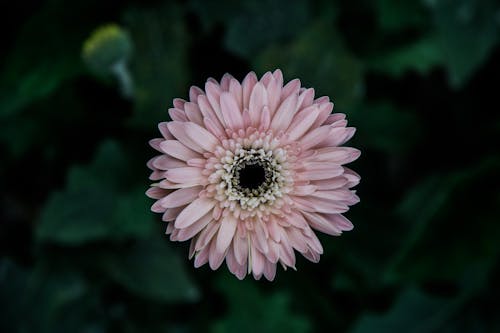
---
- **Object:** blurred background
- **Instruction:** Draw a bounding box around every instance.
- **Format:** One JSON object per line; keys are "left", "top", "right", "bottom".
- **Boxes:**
{"left": 1, "top": 0, "right": 499, "bottom": 332}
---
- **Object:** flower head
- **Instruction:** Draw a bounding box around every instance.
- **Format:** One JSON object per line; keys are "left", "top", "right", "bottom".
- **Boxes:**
{"left": 147, "top": 70, "right": 360, "bottom": 281}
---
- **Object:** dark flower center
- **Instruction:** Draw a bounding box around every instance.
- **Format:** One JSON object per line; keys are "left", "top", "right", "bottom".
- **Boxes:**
{"left": 238, "top": 162, "right": 266, "bottom": 190}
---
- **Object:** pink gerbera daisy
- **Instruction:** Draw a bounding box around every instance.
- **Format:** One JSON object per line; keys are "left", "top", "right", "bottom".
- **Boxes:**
{"left": 147, "top": 70, "right": 360, "bottom": 281}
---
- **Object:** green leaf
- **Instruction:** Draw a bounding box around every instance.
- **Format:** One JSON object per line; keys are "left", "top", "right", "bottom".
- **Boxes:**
{"left": 36, "top": 141, "right": 154, "bottom": 245}
{"left": 350, "top": 103, "right": 422, "bottom": 154}
{"left": 101, "top": 237, "right": 200, "bottom": 303}
{"left": 426, "top": 0, "right": 500, "bottom": 87}
{"left": 123, "top": 4, "right": 190, "bottom": 129}
{"left": 350, "top": 288, "right": 450, "bottom": 333}
{"left": 224, "top": 0, "right": 311, "bottom": 58}
{"left": 385, "top": 156, "right": 500, "bottom": 282}
{"left": 0, "top": 3, "right": 91, "bottom": 119}
{"left": 213, "top": 277, "right": 311, "bottom": 333}
{"left": 254, "top": 18, "right": 364, "bottom": 110}
{"left": 374, "top": 0, "right": 429, "bottom": 31}
{"left": 367, "top": 36, "right": 443, "bottom": 77}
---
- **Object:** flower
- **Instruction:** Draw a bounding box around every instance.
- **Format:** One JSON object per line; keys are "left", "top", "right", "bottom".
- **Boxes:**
{"left": 147, "top": 70, "right": 360, "bottom": 281}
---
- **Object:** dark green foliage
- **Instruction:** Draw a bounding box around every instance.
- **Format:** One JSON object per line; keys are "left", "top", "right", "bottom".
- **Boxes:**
{"left": 1, "top": 0, "right": 499, "bottom": 332}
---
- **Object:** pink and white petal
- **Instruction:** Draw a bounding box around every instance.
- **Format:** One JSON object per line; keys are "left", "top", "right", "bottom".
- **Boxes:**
{"left": 146, "top": 186, "right": 170, "bottom": 199}
{"left": 220, "top": 73, "right": 233, "bottom": 91}
{"left": 249, "top": 82, "right": 268, "bottom": 126}
{"left": 216, "top": 215, "right": 238, "bottom": 253}
{"left": 297, "top": 88, "right": 315, "bottom": 110}
{"left": 226, "top": 248, "right": 246, "bottom": 280}
{"left": 318, "top": 127, "right": 356, "bottom": 148}
{"left": 286, "top": 105, "right": 320, "bottom": 141}
{"left": 160, "top": 140, "right": 200, "bottom": 161}
{"left": 184, "top": 102, "right": 204, "bottom": 126}
{"left": 311, "top": 177, "right": 349, "bottom": 190}
{"left": 165, "top": 167, "right": 205, "bottom": 185}
{"left": 162, "top": 206, "right": 186, "bottom": 222}
{"left": 260, "top": 71, "right": 274, "bottom": 86}
{"left": 177, "top": 212, "right": 213, "bottom": 241}
{"left": 209, "top": 239, "right": 226, "bottom": 270}
{"left": 324, "top": 113, "right": 346, "bottom": 125}
{"left": 250, "top": 245, "right": 265, "bottom": 277}
{"left": 173, "top": 98, "right": 186, "bottom": 110}
{"left": 158, "top": 122, "right": 175, "bottom": 139}
{"left": 291, "top": 195, "right": 349, "bottom": 214}
{"left": 198, "top": 94, "right": 226, "bottom": 130}
{"left": 299, "top": 126, "right": 333, "bottom": 150}
{"left": 308, "top": 147, "right": 361, "bottom": 164}
{"left": 184, "top": 122, "right": 220, "bottom": 152}
{"left": 194, "top": 246, "right": 209, "bottom": 268}
{"left": 195, "top": 220, "right": 220, "bottom": 251}
{"left": 149, "top": 138, "right": 164, "bottom": 152}
{"left": 229, "top": 78, "right": 243, "bottom": 108}
{"left": 311, "top": 102, "right": 334, "bottom": 129}
{"left": 302, "top": 211, "right": 344, "bottom": 235}
{"left": 272, "top": 69, "right": 284, "bottom": 87}
{"left": 270, "top": 92, "right": 300, "bottom": 132}
{"left": 281, "top": 78, "right": 301, "bottom": 100}
{"left": 152, "top": 155, "right": 186, "bottom": 170}
{"left": 296, "top": 163, "right": 344, "bottom": 180}
{"left": 189, "top": 86, "right": 204, "bottom": 103}
{"left": 266, "top": 76, "right": 282, "bottom": 114}
{"left": 293, "top": 185, "right": 317, "bottom": 196}
{"left": 242, "top": 71, "right": 258, "bottom": 108}
{"left": 343, "top": 167, "right": 361, "bottom": 187}
{"left": 220, "top": 92, "right": 244, "bottom": 130}
{"left": 263, "top": 261, "right": 277, "bottom": 281}
{"left": 159, "top": 186, "right": 202, "bottom": 208}
{"left": 323, "top": 213, "right": 354, "bottom": 231}
{"left": 233, "top": 235, "right": 249, "bottom": 266}
{"left": 167, "top": 122, "right": 204, "bottom": 154}
{"left": 302, "top": 249, "right": 321, "bottom": 263}
{"left": 168, "top": 108, "right": 188, "bottom": 122}
{"left": 174, "top": 197, "right": 216, "bottom": 229}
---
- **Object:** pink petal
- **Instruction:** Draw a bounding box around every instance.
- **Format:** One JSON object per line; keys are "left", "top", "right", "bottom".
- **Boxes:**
{"left": 226, "top": 248, "right": 246, "bottom": 280}
{"left": 152, "top": 155, "right": 186, "bottom": 170}
{"left": 249, "top": 82, "right": 268, "bottom": 126}
{"left": 160, "top": 140, "right": 200, "bottom": 161}
{"left": 308, "top": 147, "right": 361, "bottom": 164}
{"left": 216, "top": 215, "right": 238, "bottom": 253}
{"left": 167, "top": 122, "right": 203, "bottom": 153}
{"left": 266, "top": 76, "right": 282, "bottom": 115}
{"left": 189, "top": 86, "right": 204, "bottom": 103}
{"left": 311, "top": 102, "right": 334, "bottom": 128}
{"left": 281, "top": 78, "right": 301, "bottom": 100}
{"left": 168, "top": 108, "right": 188, "bottom": 122}
{"left": 184, "top": 122, "right": 220, "bottom": 152}
{"left": 319, "top": 127, "right": 356, "bottom": 147}
{"left": 209, "top": 239, "right": 225, "bottom": 270}
{"left": 220, "top": 92, "right": 244, "bottom": 130}
{"left": 175, "top": 197, "right": 216, "bottom": 228}
{"left": 162, "top": 206, "right": 185, "bottom": 221}
{"left": 233, "top": 235, "right": 249, "bottom": 266}
{"left": 286, "top": 105, "right": 320, "bottom": 141}
{"left": 159, "top": 186, "right": 202, "bottom": 208}
{"left": 302, "top": 211, "right": 343, "bottom": 235}
{"left": 299, "top": 126, "right": 332, "bottom": 150}
{"left": 311, "top": 177, "right": 349, "bottom": 190}
{"left": 158, "top": 122, "right": 174, "bottom": 139}
{"left": 263, "top": 261, "right": 277, "bottom": 281}
{"left": 177, "top": 211, "right": 213, "bottom": 241}
{"left": 145, "top": 186, "right": 169, "bottom": 199}
{"left": 323, "top": 213, "right": 354, "bottom": 231}
{"left": 229, "top": 78, "right": 243, "bottom": 108}
{"left": 220, "top": 73, "right": 233, "bottom": 91}
{"left": 242, "top": 71, "right": 258, "bottom": 108}
{"left": 297, "top": 88, "right": 315, "bottom": 110}
{"left": 297, "top": 163, "right": 344, "bottom": 180}
{"left": 270, "top": 92, "right": 298, "bottom": 132}
{"left": 184, "top": 102, "right": 204, "bottom": 126}
{"left": 250, "top": 245, "right": 265, "bottom": 277}
{"left": 194, "top": 246, "right": 209, "bottom": 268}
{"left": 173, "top": 98, "right": 186, "bottom": 110}
{"left": 165, "top": 167, "right": 204, "bottom": 185}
